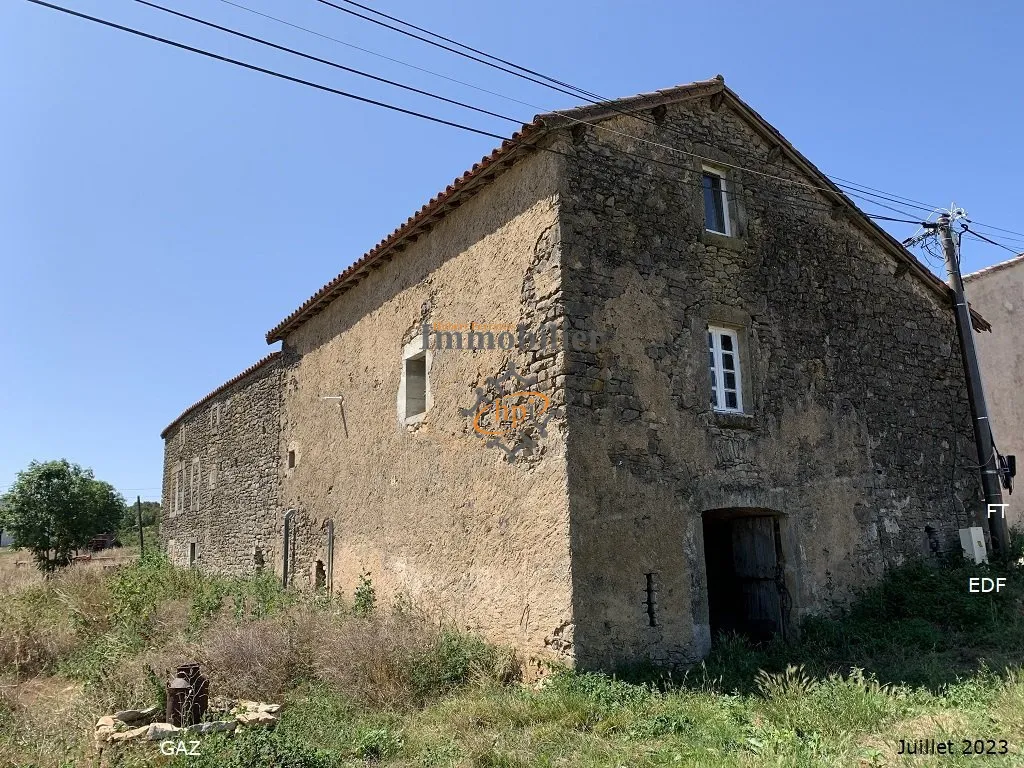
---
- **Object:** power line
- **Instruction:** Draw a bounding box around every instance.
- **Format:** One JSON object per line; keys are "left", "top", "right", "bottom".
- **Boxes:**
{"left": 214, "top": 0, "right": 541, "bottom": 113}
{"left": 27, "top": 0, "right": 940, "bottom": 242}
{"left": 210, "top": 0, "right": 973, "bottom": 228}
{"left": 134, "top": 0, "right": 522, "bottom": 126}
{"left": 311, "top": 0, "right": 587, "bottom": 102}
{"left": 964, "top": 219, "right": 1024, "bottom": 241}
{"left": 25, "top": 0, "right": 510, "bottom": 142}
{"left": 324, "top": 0, "right": 607, "bottom": 103}
{"left": 963, "top": 227, "right": 1021, "bottom": 255}
{"left": 311, "top": 0, "right": 947, "bottom": 221}
{"left": 827, "top": 175, "right": 942, "bottom": 212}
{"left": 864, "top": 214, "right": 931, "bottom": 225}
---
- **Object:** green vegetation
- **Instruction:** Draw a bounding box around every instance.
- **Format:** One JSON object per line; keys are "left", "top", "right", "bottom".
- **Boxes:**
{"left": 0, "top": 460, "right": 125, "bottom": 570}
{"left": 0, "top": 548, "right": 1022, "bottom": 767}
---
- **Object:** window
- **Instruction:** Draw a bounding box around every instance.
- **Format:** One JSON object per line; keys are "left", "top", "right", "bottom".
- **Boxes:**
{"left": 708, "top": 327, "right": 743, "bottom": 412}
{"left": 287, "top": 450, "right": 296, "bottom": 469}
{"left": 702, "top": 168, "right": 730, "bottom": 235}
{"left": 398, "top": 338, "right": 432, "bottom": 425}
{"left": 405, "top": 354, "right": 427, "bottom": 418}
{"left": 189, "top": 458, "right": 201, "bottom": 512}
{"left": 173, "top": 465, "right": 184, "bottom": 517}
{"left": 209, "top": 403, "right": 221, "bottom": 430}
{"left": 188, "top": 541, "right": 198, "bottom": 567}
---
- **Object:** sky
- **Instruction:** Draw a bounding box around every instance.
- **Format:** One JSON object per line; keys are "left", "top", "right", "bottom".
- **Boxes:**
{"left": 1, "top": 0, "right": 1022, "bottom": 502}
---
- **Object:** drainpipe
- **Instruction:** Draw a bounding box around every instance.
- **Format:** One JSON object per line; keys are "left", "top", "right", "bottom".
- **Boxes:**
{"left": 282, "top": 508, "right": 296, "bottom": 588}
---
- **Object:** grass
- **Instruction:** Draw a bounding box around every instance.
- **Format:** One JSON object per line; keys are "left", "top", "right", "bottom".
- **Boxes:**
{"left": 0, "top": 546, "right": 1022, "bottom": 767}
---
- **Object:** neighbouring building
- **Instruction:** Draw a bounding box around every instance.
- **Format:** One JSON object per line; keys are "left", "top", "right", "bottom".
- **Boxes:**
{"left": 965, "top": 253, "right": 1024, "bottom": 529}
{"left": 161, "top": 76, "right": 989, "bottom": 671}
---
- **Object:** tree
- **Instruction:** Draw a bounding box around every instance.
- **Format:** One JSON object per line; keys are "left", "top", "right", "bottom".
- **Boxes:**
{"left": 120, "top": 500, "right": 161, "bottom": 531}
{"left": 0, "top": 460, "right": 125, "bottom": 571}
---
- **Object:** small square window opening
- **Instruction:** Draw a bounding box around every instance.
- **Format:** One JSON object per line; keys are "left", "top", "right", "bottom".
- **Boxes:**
{"left": 702, "top": 169, "right": 730, "bottom": 235}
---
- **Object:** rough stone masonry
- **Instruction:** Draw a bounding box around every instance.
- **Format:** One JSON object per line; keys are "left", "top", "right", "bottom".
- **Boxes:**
{"left": 162, "top": 76, "right": 984, "bottom": 672}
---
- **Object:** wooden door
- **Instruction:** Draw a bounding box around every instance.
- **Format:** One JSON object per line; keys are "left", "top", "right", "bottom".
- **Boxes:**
{"left": 731, "top": 516, "right": 782, "bottom": 642}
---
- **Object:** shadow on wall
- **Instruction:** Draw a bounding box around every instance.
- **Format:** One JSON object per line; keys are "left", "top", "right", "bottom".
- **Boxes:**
{"left": 614, "top": 541, "right": 1024, "bottom": 696}
{"left": 285, "top": 149, "right": 564, "bottom": 358}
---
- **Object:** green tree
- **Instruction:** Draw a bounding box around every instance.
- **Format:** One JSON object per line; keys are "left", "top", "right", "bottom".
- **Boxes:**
{"left": 0, "top": 460, "right": 125, "bottom": 571}
{"left": 120, "top": 500, "right": 161, "bottom": 530}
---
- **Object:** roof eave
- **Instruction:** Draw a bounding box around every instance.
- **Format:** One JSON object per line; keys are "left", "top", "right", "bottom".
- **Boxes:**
{"left": 160, "top": 351, "right": 282, "bottom": 439}
{"left": 718, "top": 87, "right": 990, "bottom": 333}
{"left": 265, "top": 121, "right": 552, "bottom": 343}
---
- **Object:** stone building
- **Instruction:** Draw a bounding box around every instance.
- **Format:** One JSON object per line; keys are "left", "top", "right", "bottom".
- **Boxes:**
{"left": 160, "top": 352, "right": 282, "bottom": 572}
{"left": 965, "top": 253, "right": 1023, "bottom": 529}
{"left": 162, "top": 76, "right": 987, "bottom": 670}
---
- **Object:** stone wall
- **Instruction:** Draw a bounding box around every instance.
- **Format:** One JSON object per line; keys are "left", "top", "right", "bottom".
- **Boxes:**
{"left": 555, "top": 93, "right": 983, "bottom": 668}
{"left": 160, "top": 354, "right": 283, "bottom": 574}
{"left": 276, "top": 148, "right": 575, "bottom": 670}
{"left": 965, "top": 256, "right": 1024, "bottom": 528}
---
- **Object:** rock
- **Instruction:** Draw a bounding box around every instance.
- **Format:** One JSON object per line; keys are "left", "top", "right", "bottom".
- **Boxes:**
{"left": 236, "top": 711, "right": 278, "bottom": 727}
{"left": 94, "top": 725, "right": 116, "bottom": 743}
{"left": 96, "top": 715, "right": 116, "bottom": 728}
{"left": 186, "top": 720, "right": 237, "bottom": 735}
{"left": 146, "top": 722, "right": 181, "bottom": 740}
{"left": 115, "top": 706, "right": 159, "bottom": 724}
{"left": 109, "top": 725, "right": 149, "bottom": 743}
{"left": 257, "top": 703, "right": 281, "bottom": 714}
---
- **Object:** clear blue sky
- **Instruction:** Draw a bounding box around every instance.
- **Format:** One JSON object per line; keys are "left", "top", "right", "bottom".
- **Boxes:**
{"left": 2, "top": 0, "right": 1021, "bottom": 502}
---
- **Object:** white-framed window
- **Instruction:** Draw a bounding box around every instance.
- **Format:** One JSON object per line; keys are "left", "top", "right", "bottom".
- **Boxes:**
{"left": 189, "top": 458, "right": 201, "bottom": 512}
{"left": 708, "top": 326, "right": 743, "bottom": 412}
{"left": 701, "top": 167, "right": 730, "bottom": 235}
{"left": 397, "top": 338, "right": 432, "bottom": 425}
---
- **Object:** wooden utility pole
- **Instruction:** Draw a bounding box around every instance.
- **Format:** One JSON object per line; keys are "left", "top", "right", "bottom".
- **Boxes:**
{"left": 936, "top": 214, "right": 1011, "bottom": 558}
{"left": 136, "top": 495, "right": 145, "bottom": 555}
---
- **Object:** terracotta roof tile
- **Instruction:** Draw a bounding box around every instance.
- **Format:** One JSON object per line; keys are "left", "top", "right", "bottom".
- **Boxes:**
{"left": 160, "top": 352, "right": 282, "bottom": 439}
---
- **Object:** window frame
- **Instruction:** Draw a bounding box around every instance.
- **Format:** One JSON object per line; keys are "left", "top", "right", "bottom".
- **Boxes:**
{"left": 708, "top": 326, "right": 744, "bottom": 413}
{"left": 701, "top": 166, "right": 731, "bottom": 236}
{"left": 173, "top": 464, "right": 184, "bottom": 517}
{"left": 398, "top": 338, "right": 432, "bottom": 425}
{"left": 189, "top": 458, "right": 201, "bottom": 512}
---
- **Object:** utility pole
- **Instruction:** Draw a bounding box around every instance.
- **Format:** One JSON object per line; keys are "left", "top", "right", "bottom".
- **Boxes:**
{"left": 136, "top": 495, "right": 145, "bottom": 555}
{"left": 936, "top": 214, "right": 1010, "bottom": 558}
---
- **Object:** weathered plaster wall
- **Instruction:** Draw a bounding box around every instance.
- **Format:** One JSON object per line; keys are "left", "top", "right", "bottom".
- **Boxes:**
{"left": 557, "top": 95, "right": 982, "bottom": 668}
{"left": 278, "top": 149, "right": 574, "bottom": 668}
{"left": 965, "top": 257, "right": 1024, "bottom": 528}
{"left": 160, "top": 357, "right": 282, "bottom": 573}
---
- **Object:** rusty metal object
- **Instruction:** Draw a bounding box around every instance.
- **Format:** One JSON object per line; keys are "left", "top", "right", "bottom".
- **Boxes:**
{"left": 166, "top": 675, "right": 190, "bottom": 727}
{"left": 177, "top": 662, "right": 210, "bottom": 725}
{"left": 165, "top": 663, "right": 210, "bottom": 726}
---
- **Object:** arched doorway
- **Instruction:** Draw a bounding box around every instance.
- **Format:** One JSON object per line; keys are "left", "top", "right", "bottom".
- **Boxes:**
{"left": 702, "top": 508, "right": 788, "bottom": 644}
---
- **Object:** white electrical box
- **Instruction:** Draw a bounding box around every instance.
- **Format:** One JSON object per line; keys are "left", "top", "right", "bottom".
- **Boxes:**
{"left": 959, "top": 526, "right": 988, "bottom": 564}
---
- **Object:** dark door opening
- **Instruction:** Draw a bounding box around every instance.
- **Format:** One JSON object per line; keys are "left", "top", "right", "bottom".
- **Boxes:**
{"left": 314, "top": 560, "right": 326, "bottom": 592}
{"left": 703, "top": 511, "right": 784, "bottom": 645}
